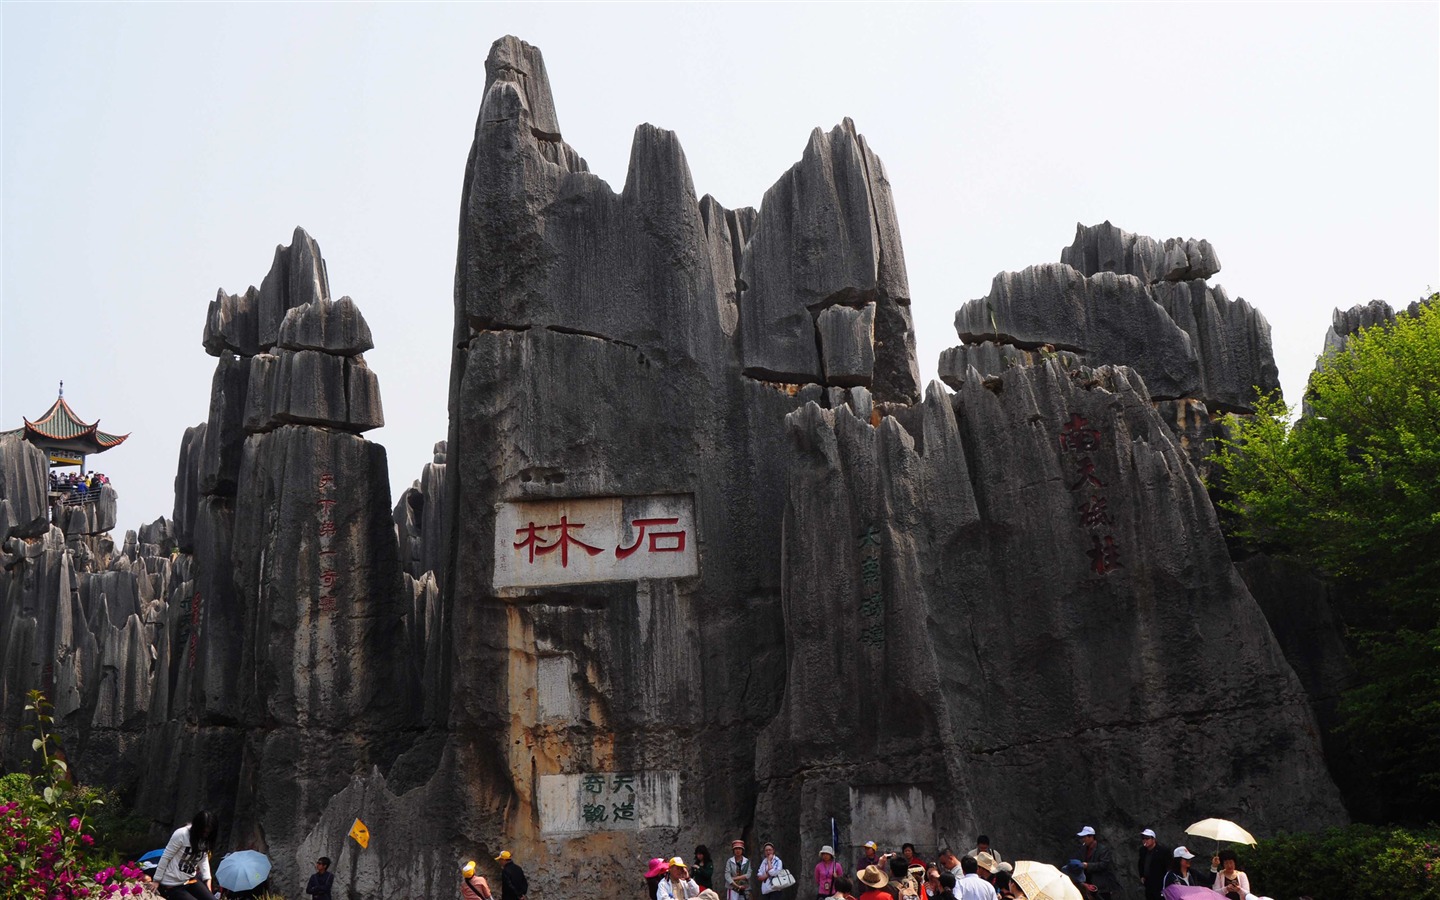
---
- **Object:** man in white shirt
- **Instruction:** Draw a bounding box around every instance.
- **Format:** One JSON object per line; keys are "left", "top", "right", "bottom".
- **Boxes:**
{"left": 953, "top": 857, "right": 997, "bottom": 900}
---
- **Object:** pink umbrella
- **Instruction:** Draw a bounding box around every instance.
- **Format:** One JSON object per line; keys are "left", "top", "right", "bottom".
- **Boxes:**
{"left": 1162, "top": 887, "right": 1214, "bottom": 900}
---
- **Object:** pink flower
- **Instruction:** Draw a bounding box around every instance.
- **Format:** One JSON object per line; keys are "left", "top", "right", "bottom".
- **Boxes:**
{"left": 130, "top": 886, "right": 144, "bottom": 896}
{"left": 82, "top": 833, "right": 94, "bottom": 845}
{"left": 69, "top": 816, "right": 82, "bottom": 831}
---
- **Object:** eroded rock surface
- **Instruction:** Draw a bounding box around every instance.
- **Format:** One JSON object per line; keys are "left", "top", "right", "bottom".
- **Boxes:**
{"left": 0, "top": 36, "right": 1351, "bottom": 900}
{"left": 430, "top": 35, "right": 1340, "bottom": 900}
{"left": 0, "top": 229, "right": 420, "bottom": 893}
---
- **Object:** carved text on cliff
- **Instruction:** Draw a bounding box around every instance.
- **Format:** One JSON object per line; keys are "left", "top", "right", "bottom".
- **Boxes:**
{"left": 493, "top": 494, "right": 698, "bottom": 590}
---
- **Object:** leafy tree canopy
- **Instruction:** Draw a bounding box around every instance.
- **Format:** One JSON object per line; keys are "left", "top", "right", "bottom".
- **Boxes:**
{"left": 1214, "top": 294, "right": 1439, "bottom": 821}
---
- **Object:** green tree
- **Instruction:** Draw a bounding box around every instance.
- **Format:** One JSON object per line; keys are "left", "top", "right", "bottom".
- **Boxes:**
{"left": 1214, "top": 295, "right": 1440, "bottom": 822}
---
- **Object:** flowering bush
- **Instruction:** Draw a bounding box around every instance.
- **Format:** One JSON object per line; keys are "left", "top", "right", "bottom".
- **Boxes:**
{"left": 0, "top": 691, "right": 146, "bottom": 899}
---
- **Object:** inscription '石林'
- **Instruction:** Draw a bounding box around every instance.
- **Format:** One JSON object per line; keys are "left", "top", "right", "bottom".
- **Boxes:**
{"left": 493, "top": 494, "right": 699, "bottom": 590}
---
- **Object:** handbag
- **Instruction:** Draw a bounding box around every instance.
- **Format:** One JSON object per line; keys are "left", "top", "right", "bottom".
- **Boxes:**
{"left": 764, "top": 868, "right": 796, "bottom": 893}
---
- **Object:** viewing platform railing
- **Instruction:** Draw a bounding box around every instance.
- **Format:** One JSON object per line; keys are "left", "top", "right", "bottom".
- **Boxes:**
{"left": 48, "top": 488, "right": 104, "bottom": 507}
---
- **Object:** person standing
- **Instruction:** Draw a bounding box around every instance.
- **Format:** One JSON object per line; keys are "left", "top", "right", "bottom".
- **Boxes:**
{"left": 306, "top": 857, "right": 335, "bottom": 900}
{"left": 1209, "top": 850, "right": 1250, "bottom": 900}
{"left": 964, "top": 838, "right": 1001, "bottom": 869}
{"left": 756, "top": 843, "right": 785, "bottom": 896}
{"left": 1075, "top": 827, "right": 1119, "bottom": 900}
{"left": 462, "top": 860, "right": 493, "bottom": 900}
{"left": 1136, "top": 830, "right": 1169, "bottom": 900}
{"left": 936, "top": 851, "right": 962, "bottom": 882}
{"left": 496, "top": 850, "right": 528, "bottom": 900}
{"left": 856, "top": 865, "right": 891, "bottom": 900}
{"left": 815, "top": 846, "right": 844, "bottom": 899}
{"left": 694, "top": 846, "right": 716, "bottom": 892}
{"left": 856, "top": 842, "right": 881, "bottom": 876}
{"left": 154, "top": 810, "right": 217, "bottom": 900}
{"left": 726, "top": 840, "right": 752, "bottom": 900}
{"left": 658, "top": 858, "right": 702, "bottom": 900}
{"left": 954, "top": 858, "right": 997, "bottom": 900}
{"left": 1162, "top": 847, "right": 1198, "bottom": 890}
{"left": 901, "top": 845, "right": 926, "bottom": 872}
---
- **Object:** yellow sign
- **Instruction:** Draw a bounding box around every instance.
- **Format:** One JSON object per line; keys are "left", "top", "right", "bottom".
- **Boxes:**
{"left": 349, "top": 818, "right": 370, "bottom": 849}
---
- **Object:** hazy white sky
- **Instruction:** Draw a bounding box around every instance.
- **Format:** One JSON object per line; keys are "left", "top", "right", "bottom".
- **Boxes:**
{"left": 4, "top": 3, "right": 1437, "bottom": 529}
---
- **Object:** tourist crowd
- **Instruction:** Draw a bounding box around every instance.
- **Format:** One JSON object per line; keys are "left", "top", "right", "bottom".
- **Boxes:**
{"left": 50, "top": 470, "right": 110, "bottom": 497}
{"left": 624, "top": 827, "right": 1268, "bottom": 900}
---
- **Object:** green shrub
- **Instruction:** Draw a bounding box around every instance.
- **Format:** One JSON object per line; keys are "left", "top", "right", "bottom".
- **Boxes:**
{"left": 0, "top": 691, "right": 146, "bottom": 899}
{"left": 1245, "top": 824, "right": 1439, "bottom": 900}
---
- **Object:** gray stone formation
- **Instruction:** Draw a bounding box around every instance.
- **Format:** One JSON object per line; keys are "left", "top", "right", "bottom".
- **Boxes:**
{"left": 425, "top": 34, "right": 1341, "bottom": 900}
{"left": 944, "top": 220, "right": 1281, "bottom": 479}
{"left": 0, "top": 35, "right": 1354, "bottom": 900}
{"left": 0, "top": 230, "right": 425, "bottom": 891}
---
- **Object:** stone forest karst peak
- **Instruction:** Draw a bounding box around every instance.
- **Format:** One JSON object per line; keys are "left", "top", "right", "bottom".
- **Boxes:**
{"left": 1, "top": 35, "right": 1360, "bottom": 899}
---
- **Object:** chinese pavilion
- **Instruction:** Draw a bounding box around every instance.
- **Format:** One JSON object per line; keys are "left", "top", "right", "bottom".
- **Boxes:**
{"left": 4, "top": 382, "right": 129, "bottom": 473}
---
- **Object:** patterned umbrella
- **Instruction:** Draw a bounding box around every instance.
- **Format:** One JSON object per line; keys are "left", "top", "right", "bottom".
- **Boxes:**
{"left": 1011, "top": 860, "right": 1083, "bottom": 900}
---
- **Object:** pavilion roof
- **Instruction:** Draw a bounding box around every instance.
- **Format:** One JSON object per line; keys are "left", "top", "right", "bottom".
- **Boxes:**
{"left": 16, "top": 394, "right": 129, "bottom": 454}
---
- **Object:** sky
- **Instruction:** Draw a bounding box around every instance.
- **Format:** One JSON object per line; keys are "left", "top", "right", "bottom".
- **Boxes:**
{"left": 3, "top": 3, "right": 1437, "bottom": 530}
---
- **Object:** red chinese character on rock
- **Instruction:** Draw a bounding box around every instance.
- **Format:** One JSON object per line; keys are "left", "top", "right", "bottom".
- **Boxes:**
{"left": 318, "top": 521, "right": 338, "bottom": 537}
{"left": 1076, "top": 495, "right": 1114, "bottom": 528}
{"left": 317, "top": 498, "right": 337, "bottom": 515}
{"left": 1069, "top": 458, "right": 1106, "bottom": 492}
{"left": 1087, "top": 534, "right": 1123, "bottom": 575}
{"left": 615, "top": 517, "right": 687, "bottom": 559}
{"left": 1058, "top": 413, "right": 1101, "bottom": 453}
{"left": 320, "top": 569, "right": 340, "bottom": 589}
{"left": 514, "top": 517, "right": 603, "bottom": 567}
{"left": 317, "top": 473, "right": 336, "bottom": 491}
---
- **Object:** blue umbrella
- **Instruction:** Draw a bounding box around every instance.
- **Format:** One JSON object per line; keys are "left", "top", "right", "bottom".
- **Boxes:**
{"left": 138, "top": 849, "right": 165, "bottom": 862}
{"left": 215, "top": 850, "right": 272, "bottom": 892}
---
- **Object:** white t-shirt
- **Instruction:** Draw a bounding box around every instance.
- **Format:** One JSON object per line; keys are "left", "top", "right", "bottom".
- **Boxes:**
{"left": 954, "top": 874, "right": 997, "bottom": 900}
{"left": 154, "top": 825, "right": 212, "bottom": 887}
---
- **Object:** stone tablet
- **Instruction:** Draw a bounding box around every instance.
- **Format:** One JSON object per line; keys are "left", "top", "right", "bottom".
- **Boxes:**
{"left": 493, "top": 494, "right": 698, "bottom": 590}
{"left": 537, "top": 772, "right": 680, "bottom": 834}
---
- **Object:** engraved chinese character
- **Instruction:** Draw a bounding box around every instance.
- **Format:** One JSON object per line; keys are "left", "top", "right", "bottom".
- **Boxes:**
{"left": 1076, "top": 495, "right": 1113, "bottom": 528}
{"left": 583, "top": 774, "right": 605, "bottom": 794}
{"left": 320, "top": 570, "right": 339, "bottom": 589}
{"left": 318, "top": 520, "right": 338, "bottom": 537}
{"left": 857, "top": 525, "right": 881, "bottom": 548}
{"left": 610, "top": 774, "right": 635, "bottom": 793}
{"left": 317, "top": 473, "right": 336, "bottom": 491}
{"left": 1068, "top": 458, "right": 1106, "bottom": 492}
{"left": 317, "top": 498, "right": 337, "bottom": 515}
{"left": 860, "top": 558, "right": 881, "bottom": 581}
{"left": 616, "top": 517, "right": 686, "bottom": 559}
{"left": 1087, "top": 534, "right": 1123, "bottom": 575}
{"left": 860, "top": 593, "right": 884, "bottom": 618}
{"left": 1058, "top": 413, "right": 1101, "bottom": 453}
{"left": 859, "top": 623, "right": 886, "bottom": 646}
{"left": 612, "top": 798, "right": 636, "bottom": 821}
{"left": 513, "top": 517, "right": 604, "bottom": 567}
{"left": 583, "top": 803, "right": 608, "bottom": 824}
